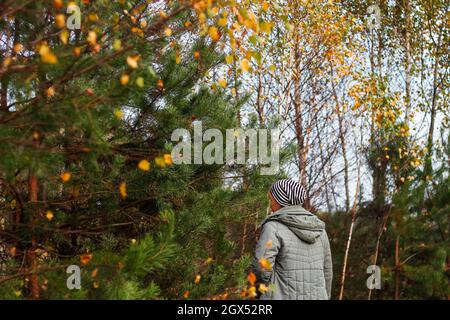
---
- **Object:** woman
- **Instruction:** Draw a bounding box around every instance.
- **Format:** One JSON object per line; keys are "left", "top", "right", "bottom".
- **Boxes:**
{"left": 252, "top": 179, "right": 333, "bottom": 300}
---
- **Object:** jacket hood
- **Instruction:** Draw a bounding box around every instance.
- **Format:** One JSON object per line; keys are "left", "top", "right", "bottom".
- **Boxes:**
{"left": 262, "top": 205, "right": 325, "bottom": 244}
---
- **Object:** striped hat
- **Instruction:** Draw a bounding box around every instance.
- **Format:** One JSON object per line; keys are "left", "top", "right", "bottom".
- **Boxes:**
{"left": 269, "top": 179, "right": 307, "bottom": 207}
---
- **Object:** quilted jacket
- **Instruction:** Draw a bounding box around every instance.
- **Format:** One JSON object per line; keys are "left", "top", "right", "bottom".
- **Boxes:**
{"left": 252, "top": 205, "right": 333, "bottom": 300}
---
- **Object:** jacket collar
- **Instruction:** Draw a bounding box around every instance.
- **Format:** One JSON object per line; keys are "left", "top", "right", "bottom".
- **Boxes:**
{"left": 259, "top": 205, "right": 313, "bottom": 228}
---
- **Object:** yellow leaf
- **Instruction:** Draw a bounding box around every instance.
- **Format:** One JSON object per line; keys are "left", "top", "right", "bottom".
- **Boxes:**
{"left": 164, "top": 27, "right": 172, "bottom": 37}
{"left": 208, "top": 26, "right": 220, "bottom": 42}
{"left": 265, "top": 240, "right": 273, "bottom": 248}
{"left": 53, "top": 0, "right": 64, "bottom": 9}
{"left": 126, "top": 55, "right": 139, "bottom": 69}
{"left": 164, "top": 154, "right": 173, "bottom": 166}
{"left": 135, "top": 76, "right": 144, "bottom": 87}
{"left": 247, "top": 286, "right": 257, "bottom": 297}
{"left": 194, "top": 275, "right": 201, "bottom": 284}
{"left": 260, "top": 21, "right": 273, "bottom": 34}
{"left": 91, "top": 268, "right": 99, "bottom": 278}
{"left": 87, "top": 31, "right": 97, "bottom": 45}
{"left": 88, "top": 13, "right": 98, "bottom": 22}
{"left": 55, "top": 14, "right": 65, "bottom": 29}
{"left": 210, "top": 6, "right": 219, "bottom": 15}
{"left": 218, "top": 78, "right": 227, "bottom": 88}
{"left": 175, "top": 50, "right": 181, "bottom": 64}
{"left": 155, "top": 156, "right": 166, "bottom": 168}
{"left": 120, "top": 74, "right": 130, "bottom": 85}
{"left": 138, "top": 159, "right": 150, "bottom": 171}
{"left": 183, "top": 290, "right": 190, "bottom": 299}
{"left": 114, "top": 109, "right": 123, "bottom": 120}
{"left": 262, "top": 1, "right": 270, "bottom": 12}
{"left": 268, "top": 64, "right": 276, "bottom": 72}
{"left": 131, "top": 27, "right": 144, "bottom": 37}
{"left": 258, "top": 283, "right": 268, "bottom": 294}
{"left": 13, "top": 43, "right": 23, "bottom": 54}
{"left": 46, "top": 86, "right": 56, "bottom": 97}
{"left": 194, "top": 51, "right": 200, "bottom": 60}
{"left": 73, "top": 47, "right": 81, "bottom": 57}
{"left": 113, "top": 39, "right": 122, "bottom": 51}
{"left": 60, "top": 171, "right": 71, "bottom": 183}
{"left": 225, "top": 55, "right": 233, "bottom": 64}
{"left": 93, "top": 282, "right": 99, "bottom": 289}
{"left": 119, "top": 182, "right": 127, "bottom": 198}
{"left": 259, "top": 257, "right": 272, "bottom": 270}
{"left": 205, "top": 257, "right": 213, "bottom": 264}
{"left": 218, "top": 18, "right": 227, "bottom": 27}
{"left": 46, "top": 210, "right": 54, "bottom": 221}
{"left": 39, "top": 44, "right": 58, "bottom": 64}
{"left": 240, "top": 58, "right": 250, "bottom": 72}
{"left": 2, "top": 57, "right": 12, "bottom": 68}
{"left": 159, "top": 10, "right": 168, "bottom": 19}
{"left": 60, "top": 30, "right": 69, "bottom": 44}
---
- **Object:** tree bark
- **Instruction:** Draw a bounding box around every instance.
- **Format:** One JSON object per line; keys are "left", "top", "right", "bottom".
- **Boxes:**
{"left": 27, "top": 173, "right": 40, "bottom": 299}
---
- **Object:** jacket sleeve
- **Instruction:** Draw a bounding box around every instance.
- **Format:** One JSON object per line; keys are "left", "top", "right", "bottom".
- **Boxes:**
{"left": 323, "top": 231, "right": 333, "bottom": 299}
{"left": 251, "top": 221, "right": 281, "bottom": 283}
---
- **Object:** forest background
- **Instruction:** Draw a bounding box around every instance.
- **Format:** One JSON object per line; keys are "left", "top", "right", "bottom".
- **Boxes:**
{"left": 0, "top": 0, "right": 448, "bottom": 300}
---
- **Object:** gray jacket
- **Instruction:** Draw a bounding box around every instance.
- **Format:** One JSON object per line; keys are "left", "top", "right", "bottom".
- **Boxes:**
{"left": 252, "top": 205, "right": 333, "bottom": 300}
